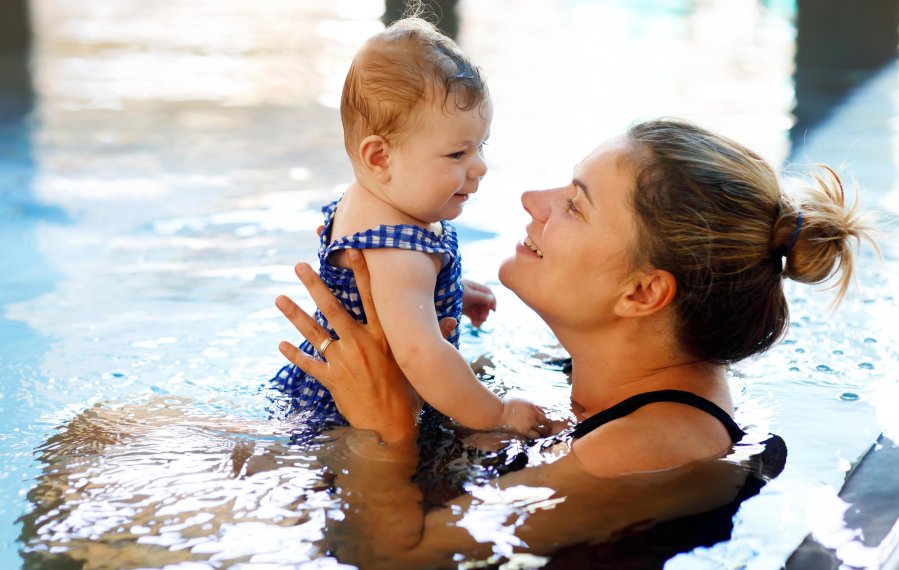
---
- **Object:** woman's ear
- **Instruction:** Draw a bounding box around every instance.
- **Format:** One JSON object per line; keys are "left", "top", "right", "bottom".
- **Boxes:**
{"left": 615, "top": 269, "right": 676, "bottom": 318}
{"left": 358, "top": 135, "right": 391, "bottom": 183}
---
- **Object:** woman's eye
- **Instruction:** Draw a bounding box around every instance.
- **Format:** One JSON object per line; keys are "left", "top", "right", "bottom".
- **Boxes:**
{"left": 567, "top": 198, "right": 579, "bottom": 214}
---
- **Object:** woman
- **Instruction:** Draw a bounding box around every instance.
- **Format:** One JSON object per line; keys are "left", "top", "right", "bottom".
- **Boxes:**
{"left": 276, "top": 118, "right": 873, "bottom": 566}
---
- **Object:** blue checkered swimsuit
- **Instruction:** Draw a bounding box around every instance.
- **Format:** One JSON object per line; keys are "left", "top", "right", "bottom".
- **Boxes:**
{"left": 271, "top": 199, "right": 464, "bottom": 427}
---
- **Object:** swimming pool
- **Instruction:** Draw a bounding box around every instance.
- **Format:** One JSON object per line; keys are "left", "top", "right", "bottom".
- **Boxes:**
{"left": 2, "top": 0, "right": 898, "bottom": 567}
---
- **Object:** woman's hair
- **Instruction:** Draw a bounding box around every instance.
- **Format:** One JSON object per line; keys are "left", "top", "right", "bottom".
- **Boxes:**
{"left": 624, "top": 118, "right": 876, "bottom": 365}
{"left": 340, "top": 17, "right": 488, "bottom": 162}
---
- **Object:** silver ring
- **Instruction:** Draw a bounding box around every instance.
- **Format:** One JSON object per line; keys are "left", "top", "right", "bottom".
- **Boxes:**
{"left": 318, "top": 337, "right": 335, "bottom": 355}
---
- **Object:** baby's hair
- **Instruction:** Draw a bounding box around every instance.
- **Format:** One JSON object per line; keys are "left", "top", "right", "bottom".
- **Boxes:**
{"left": 623, "top": 118, "right": 877, "bottom": 364}
{"left": 340, "top": 16, "right": 487, "bottom": 163}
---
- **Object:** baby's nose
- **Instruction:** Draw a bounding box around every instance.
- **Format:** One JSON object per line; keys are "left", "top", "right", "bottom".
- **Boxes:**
{"left": 470, "top": 155, "right": 487, "bottom": 178}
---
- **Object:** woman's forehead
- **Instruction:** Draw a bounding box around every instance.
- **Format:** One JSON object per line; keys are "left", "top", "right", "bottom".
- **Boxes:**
{"left": 575, "top": 135, "right": 634, "bottom": 185}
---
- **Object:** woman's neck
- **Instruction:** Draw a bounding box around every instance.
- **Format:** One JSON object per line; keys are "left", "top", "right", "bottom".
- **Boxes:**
{"left": 555, "top": 321, "right": 726, "bottom": 420}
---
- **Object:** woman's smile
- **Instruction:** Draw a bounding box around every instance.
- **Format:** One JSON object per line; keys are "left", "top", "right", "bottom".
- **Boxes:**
{"left": 523, "top": 236, "right": 544, "bottom": 257}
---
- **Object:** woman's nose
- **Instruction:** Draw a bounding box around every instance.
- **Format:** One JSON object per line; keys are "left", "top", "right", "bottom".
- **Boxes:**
{"left": 521, "top": 189, "right": 552, "bottom": 222}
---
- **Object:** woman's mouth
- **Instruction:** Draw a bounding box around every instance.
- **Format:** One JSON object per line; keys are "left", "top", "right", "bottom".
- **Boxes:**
{"left": 524, "top": 236, "right": 543, "bottom": 258}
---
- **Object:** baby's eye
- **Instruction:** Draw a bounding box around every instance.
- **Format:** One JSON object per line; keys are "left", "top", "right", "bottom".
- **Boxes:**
{"left": 478, "top": 141, "right": 488, "bottom": 153}
{"left": 447, "top": 151, "right": 466, "bottom": 160}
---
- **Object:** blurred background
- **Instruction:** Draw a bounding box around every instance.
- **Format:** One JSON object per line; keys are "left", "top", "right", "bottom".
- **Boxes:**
{"left": 1, "top": 0, "right": 898, "bottom": 568}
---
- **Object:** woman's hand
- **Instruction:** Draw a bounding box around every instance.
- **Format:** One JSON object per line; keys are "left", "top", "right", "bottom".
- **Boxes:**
{"left": 276, "top": 250, "right": 423, "bottom": 443}
{"left": 461, "top": 279, "right": 496, "bottom": 328}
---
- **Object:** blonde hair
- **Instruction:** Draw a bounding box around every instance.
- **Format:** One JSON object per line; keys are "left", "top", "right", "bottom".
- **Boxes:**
{"left": 625, "top": 118, "right": 877, "bottom": 364}
{"left": 340, "top": 17, "right": 488, "bottom": 162}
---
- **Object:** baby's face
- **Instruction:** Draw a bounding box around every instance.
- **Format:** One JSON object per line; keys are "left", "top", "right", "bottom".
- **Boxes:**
{"left": 385, "top": 98, "right": 492, "bottom": 224}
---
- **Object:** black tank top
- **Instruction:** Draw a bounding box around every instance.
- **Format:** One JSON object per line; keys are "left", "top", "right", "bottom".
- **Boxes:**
{"left": 570, "top": 389, "right": 746, "bottom": 443}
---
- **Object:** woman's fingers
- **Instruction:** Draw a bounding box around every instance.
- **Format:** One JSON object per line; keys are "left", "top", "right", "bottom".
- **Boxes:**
{"left": 293, "top": 262, "right": 359, "bottom": 337}
{"left": 275, "top": 294, "right": 330, "bottom": 348}
{"left": 348, "top": 250, "right": 382, "bottom": 330}
{"left": 274, "top": 260, "right": 418, "bottom": 443}
{"left": 278, "top": 340, "right": 329, "bottom": 381}
{"left": 275, "top": 294, "right": 337, "bottom": 386}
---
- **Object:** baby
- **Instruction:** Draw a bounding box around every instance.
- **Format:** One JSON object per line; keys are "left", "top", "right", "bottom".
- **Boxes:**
{"left": 272, "top": 18, "right": 545, "bottom": 437}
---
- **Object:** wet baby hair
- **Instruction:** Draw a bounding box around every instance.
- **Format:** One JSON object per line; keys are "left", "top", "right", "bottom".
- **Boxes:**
{"left": 623, "top": 118, "right": 877, "bottom": 365}
{"left": 340, "top": 17, "right": 488, "bottom": 164}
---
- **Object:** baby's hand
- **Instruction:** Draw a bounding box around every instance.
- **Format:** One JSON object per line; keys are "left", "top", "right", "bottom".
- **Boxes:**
{"left": 462, "top": 279, "right": 497, "bottom": 328}
{"left": 498, "top": 397, "right": 548, "bottom": 439}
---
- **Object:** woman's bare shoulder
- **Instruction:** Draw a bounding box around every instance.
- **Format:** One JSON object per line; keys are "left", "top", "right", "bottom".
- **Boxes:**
{"left": 570, "top": 402, "right": 734, "bottom": 478}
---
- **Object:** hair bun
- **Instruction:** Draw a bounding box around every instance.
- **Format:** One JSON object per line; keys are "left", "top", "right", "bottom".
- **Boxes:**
{"left": 779, "top": 166, "right": 876, "bottom": 303}
{"left": 771, "top": 209, "right": 803, "bottom": 264}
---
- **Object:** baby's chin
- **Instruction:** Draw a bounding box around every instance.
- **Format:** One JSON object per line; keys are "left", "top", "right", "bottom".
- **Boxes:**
{"left": 434, "top": 205, "right": 466, "bottom": 222}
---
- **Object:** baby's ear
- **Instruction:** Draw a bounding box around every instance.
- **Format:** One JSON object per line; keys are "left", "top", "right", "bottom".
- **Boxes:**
{"left": 358, "top": 135, "right": 391, "bottom": 182}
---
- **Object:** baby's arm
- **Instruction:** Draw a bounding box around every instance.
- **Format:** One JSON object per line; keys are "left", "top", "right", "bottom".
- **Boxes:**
{"left": 362, "top": 249, "right": 544, "bottom": 436}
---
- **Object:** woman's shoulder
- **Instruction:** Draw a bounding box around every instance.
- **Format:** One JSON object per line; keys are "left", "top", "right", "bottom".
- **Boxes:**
{"left": 570, "top": 401, "right": 735, "bottom": 478}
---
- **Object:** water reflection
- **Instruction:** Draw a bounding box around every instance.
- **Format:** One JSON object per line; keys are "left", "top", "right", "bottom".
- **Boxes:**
{"left": 19, "top": 397, "right": 778, "bottom": 568}
{"left": 20, "top": 399, "right": 336, "bottom": 568}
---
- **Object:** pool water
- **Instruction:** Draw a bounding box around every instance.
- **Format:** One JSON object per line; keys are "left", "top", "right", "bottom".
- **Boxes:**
{"left": 2, "top": 0, "right": 898, "bottom": 568}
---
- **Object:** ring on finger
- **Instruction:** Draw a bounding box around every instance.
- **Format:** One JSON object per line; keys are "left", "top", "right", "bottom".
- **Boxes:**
{"left": 319, "top": 336, "right": 336, "bottom": 355}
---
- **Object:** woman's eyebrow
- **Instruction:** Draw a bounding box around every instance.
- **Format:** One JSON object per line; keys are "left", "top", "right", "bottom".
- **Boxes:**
{"left": 573, "top": 178, "right": 594, "bottom": 205}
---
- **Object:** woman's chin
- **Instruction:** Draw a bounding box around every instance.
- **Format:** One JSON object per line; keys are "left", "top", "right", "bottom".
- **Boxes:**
{"left": 498, "top": 256, "right": 532, "bottom": 301}
{"left": 497, "top": 256, "right": 515, "bottom": 288}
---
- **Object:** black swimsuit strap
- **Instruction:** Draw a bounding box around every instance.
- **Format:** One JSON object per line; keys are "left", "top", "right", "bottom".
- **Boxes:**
{"left": 571, "top": 389, "right": 746, "bottom": 443}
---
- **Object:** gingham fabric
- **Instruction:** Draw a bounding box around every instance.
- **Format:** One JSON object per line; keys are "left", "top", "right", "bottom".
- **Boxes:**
{"left": 271, "top": 199, "right": 464, "bottom": 425}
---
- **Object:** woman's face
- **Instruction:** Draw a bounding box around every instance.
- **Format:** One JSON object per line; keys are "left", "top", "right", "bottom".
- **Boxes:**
{"left": 498, "top": 136, "right": 640, "bottom": 330}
